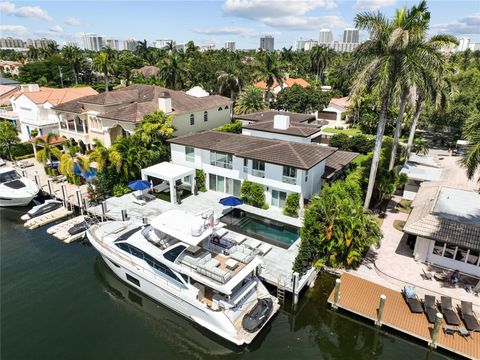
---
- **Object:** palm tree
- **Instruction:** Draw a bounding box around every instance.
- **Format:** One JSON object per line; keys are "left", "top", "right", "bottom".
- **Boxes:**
{"left": 62, "top": 45, "right": 83, "bottom": 85}
{"left": 255, "top": 51, "right": 283, "bottom": 102}
{"left": 112, "top": 136, "right": 151, "bottom": 181}
{"left": 35, "top": 133, "right": 63, "bottom": 165}
{"left": 461, "top": 116, "right": 480, "bottom": 181}
{"left": 135, "top": 111, "right": 175, "bottom": 148}
{"left": 135, "top": 39, "right": 149, "bottom": 60}
{"left": 310, "top": 45, "right": 334, "bottom": 82}
{"left": 158, "top": 53, "right": 185, "bottom": 90}
{"left": 88, "top": 139, "right": 122, "bottom": 173}
{"left": 27, "top": 45, "right": 39, "bottom": 61}
{"left": 93, "top": 50, "right": 115, "bottom": 92}
{"left": 217, "top": 68, "right": 244, "bottom": 101}
{"left": 234, "top": 86, "right": 268, "bottom": 115}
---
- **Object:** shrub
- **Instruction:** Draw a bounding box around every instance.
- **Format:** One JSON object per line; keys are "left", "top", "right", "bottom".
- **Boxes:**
{"left": 14, "top": 153, "right": 35, "bottom": 160}
{"left": 215, "top": 121, "right": 242, "bottom": 134}
{"left": 113, "top": 183, "right": 131, "bottom": 197}
{"left": 11, "top": 142, "right": 34, "bottom": 158}
{"left": 66, "top": 174, "right": 81, "bottom": 185}
{"left": 283, "top": 193, "right": 300, "bottom": 217}
{"left": 329, "top": 133, "right": 374, "bottom": 154}
{"left": 240, "top": 180, "right": 265, "bottom": 208}
{"left": 195, "top": 169, "right": 206, "bottom": 192}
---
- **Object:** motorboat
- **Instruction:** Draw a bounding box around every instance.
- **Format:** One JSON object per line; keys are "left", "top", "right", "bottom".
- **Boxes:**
{"left": 87, "top": 209, "right": 279, "bottom": 346}
{"left": 21, "top": 199, "right": 63, "bottom": 220}
{"left": 0, "top": 166, "right": 39, "bottom": 207}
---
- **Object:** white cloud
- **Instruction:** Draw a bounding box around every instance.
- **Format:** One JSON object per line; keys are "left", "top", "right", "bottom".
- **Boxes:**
{"left": 0, "top": 24, "right": 28, "bottom": 35}
{"left": 49, "top": 25, "right": 64, "bottom": 34}
{"left": 0, "top": 2, "right": 52, "bottom": 21}
{"left": 353, "top": 0, "right": 396, "bottom": 10}
{"left": 192, "top": 26, "right": 253, "bottom": 36}
{"left": 223, "top": 0, "right": 344, "bottom": 31}
{"left": 432, "top": 13, "right": 480, "bottom": 34}
{"left": 65, "top": 17, "right": 81, "bottom": 26}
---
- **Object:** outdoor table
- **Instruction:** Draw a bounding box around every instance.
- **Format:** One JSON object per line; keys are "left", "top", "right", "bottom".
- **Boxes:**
{"left": 225, "top": 258, "right": 239, "bottom": 270}
{"left": 186, "top": 245, "right": 202, "bottom": 255}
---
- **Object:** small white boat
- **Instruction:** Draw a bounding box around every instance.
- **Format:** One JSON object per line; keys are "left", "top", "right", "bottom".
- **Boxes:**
{"left": 21, "top": 199, "right": 63, "bottom": 221}
{"left": 0, "top": 166, "right": 39, "bottom": 207}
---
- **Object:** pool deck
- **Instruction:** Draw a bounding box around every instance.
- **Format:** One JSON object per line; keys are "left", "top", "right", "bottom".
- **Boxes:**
{"left": 86, "top": 190, "right": 311, "bottom": 299}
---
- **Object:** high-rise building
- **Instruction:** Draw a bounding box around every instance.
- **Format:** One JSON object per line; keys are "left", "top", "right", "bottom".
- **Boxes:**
{"left": 303, "top": 39, "right": 319, "bottom": 51}
{"left": 123, "top": 39, "right": 137, "bottom": 51}
{"left": 153, "top": 39, "right": 175, "bottom": 49}
{"left": 82, "top": 33, "right": 104, "bottom": 51}
{"left": 200, "top": 44, "right": 216, "bottom": 52}
{"left": 225, "top": 41, "right": 235, "bottom": 52}
{"left": 0, "top": 37, "right": 26, "bottom": 49}
{"left": 458, "top": 37, "right": 470, "bottom": 51}
{"left": 295, "top": 38, "right": 306, "bottom": 51}
{"left": 105, "top": 38, "right": 120, "bottom": 50}
{"left": 29, "top": 38, "right": 56, "bottom": 49}
{"left": 326, "top": 41, "right": 359, "bottom": 53}
{"left": 260, "top": 35, "right": 274, "bottom": 51}
{"left": 175, "top": 43, "right": 186, "bottom": 52}
{"left": 319, "top": 29, "right": 333, "bottom": 44}
{"left": 343, "top": 28, "right": 359, "bottom": 43}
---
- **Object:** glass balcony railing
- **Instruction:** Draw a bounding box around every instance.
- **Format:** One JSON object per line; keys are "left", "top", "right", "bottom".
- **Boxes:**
{"left": 252, "top": 169, "right": 265, "bottom": 178}
{"left": 282, "top": 176, "right": 297, "bottom": 185}
{"left": 210, "top": 161, "right": 232, "bottom": 170}
{"left": 243, "top": 166, "right": 249, "bottom": 174}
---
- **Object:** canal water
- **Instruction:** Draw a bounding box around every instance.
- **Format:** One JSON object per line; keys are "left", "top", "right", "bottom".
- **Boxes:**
{"left": 1, "top": 206, "right": 452, "bottom": 360}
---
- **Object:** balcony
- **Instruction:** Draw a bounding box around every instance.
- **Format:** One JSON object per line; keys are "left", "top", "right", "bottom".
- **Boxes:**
{"left": 282, "top": 176, "right": 297, "bottom": 185}
{"left": 210, "top": 161, "right": 232, "bottom": 170}
{"left": 243, "top": 166, "right": 249, "bottom": 174}
{"left": 252, "top": 169, "right": 265, "bottom": 178}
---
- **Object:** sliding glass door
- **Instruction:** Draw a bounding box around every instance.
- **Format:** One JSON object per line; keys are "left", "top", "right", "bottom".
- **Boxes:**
{"left": 271, "top": 189, "right": 287, "bottom": 208}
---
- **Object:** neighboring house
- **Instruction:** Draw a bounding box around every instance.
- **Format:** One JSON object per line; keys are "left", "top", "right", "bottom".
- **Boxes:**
{"left": 0, "top": 84, "right": 20, "bottom": 131}
{"left": 0, "top": 77, "right": 20, "bottom": 86}
{"left": 52, "top": 84, "right": 232, "bottom": 150}
{"left": 186, "top": 86, "right": 210, "bottom": 97}
{"left": 319, "top": 96, "right": 351, "bottom": 123}
{"left": 0, "top": 61, "right": 22, "bottom": 77}
{"left": 132, "top": 65, "right": 160, "bottom": 78}
{"left": 10, "top": 84, "right": 98, "bottom": 141}
{"left": 400, "top": 154, "right": 443, "bottom": 200}
{"left": 404, "top": 185, "right": 480, "bottom": 277}
{"left": 235, "top": 110, "right": 315, "bottom": 126}
{"left": 254, "top": 77, "right": 310, "bottom": 95}
{"left": 168, "top": 131, "right": 357, "bottom": 210}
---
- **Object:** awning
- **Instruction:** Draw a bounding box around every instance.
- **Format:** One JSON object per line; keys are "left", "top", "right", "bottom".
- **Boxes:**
{"left": 141, "top": 162, "right": 195, "bottom": 183}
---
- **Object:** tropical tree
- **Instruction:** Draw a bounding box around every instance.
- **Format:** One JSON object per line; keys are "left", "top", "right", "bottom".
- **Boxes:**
{"left": 34, "top": 133, "right": 62, "bottom": 165}
{"left": 158, "top": 53, "right": 185, "bottom": 90}
{"left": 310, "top": 45, "right": 335, "bottom": 82}
{"left": 135, "top": 39, "right": 149, "bottom": 60}
{"left": 26, "top": 45, "right": 39, "bottom": 61}
{"left": 93, "top": 50, "right": 115, "bottom": 92}
{"left": 135, "top": 110, "right": 175, "bottom": 161}
{"left": 0, "top": 121, "right": 19, "bottom": 161}
{"left": 234, "top": 86, "right": 268, "bottom": 115}
{"left": 461, "top": 116, "right": 480, "bottom": 181}
{"left": 88, "top": 139, "right": 122, "bottom": 172}
{"left": 58, "top": 144, "right": 90, "bottom": 178}
{"left": 62, "top": 45, "right": 83, "bottom": 85}
{"left": 217, "top": 68, "right": 244, "bottom": 101}
{"left": 112, "top": 136, "right": 151, "bottom": 181}
{"left": 255, "top": 51, "right": 283, "bottom": 102}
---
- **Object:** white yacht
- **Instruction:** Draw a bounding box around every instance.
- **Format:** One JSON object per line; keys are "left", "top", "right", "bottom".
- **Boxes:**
{"left": 0, "top": 166, "right": 39, "bottom": 207}
{"left": 87, "top": 209, "right": 279, "bottom": 346}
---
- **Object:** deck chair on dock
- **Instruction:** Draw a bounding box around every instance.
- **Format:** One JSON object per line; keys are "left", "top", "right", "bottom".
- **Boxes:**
{"left": 439, "top": 296, "right": 460, "bottom": 325}
{"left": 403, "top": 285, "right": 423, "bottom": 313}
{"left": 423, "top": 295, "right": 437, "bottom": 323}
{"left": 459, "top": 301, "right": 480, "bottom": 331}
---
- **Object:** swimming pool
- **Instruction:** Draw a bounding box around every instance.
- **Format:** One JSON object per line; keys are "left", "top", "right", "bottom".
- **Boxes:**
{"left": 220, "top": 209, "right": 300, "bottom": 249}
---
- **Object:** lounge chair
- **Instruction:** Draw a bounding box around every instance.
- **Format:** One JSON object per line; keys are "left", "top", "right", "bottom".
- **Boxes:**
{"left": 403, "top": 285, "right": 423, "bottom": 313}
{"left": 459, "top": 301, "right": 480, "bottom": 331}
{"left": 439, "top": 296, "right": 460, "bottom": 325}
{"left": 423, "top": 295, "right": 438, "bottom": 323}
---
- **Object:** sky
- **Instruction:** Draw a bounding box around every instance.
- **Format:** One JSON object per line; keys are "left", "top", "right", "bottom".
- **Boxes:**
{"left": 0, "top": 0, "right": 479, "bottom": 49}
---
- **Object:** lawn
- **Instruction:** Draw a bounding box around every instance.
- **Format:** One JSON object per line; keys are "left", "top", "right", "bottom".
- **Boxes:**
{"left": 322, "top": 127, "right": 363, "bottom": 136}
{"left": 396, "top": 199, "right": 412, "bottom": 214}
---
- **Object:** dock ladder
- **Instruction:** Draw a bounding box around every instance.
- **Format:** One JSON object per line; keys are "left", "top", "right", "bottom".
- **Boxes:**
{"left": 276, "top": 277, "right": 286, "bottom": 305}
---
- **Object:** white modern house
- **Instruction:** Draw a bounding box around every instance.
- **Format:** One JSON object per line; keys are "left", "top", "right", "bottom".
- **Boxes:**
{"left": 318, "top": 96, "right": 351, "bottom": 123}
{"left": 167, "top": 130, "right": 358, "bottom": 210}
{"left": 405, "top": 185, "right": 480, "bottom": 277}
{"left": 400, "top": 154, "right": 443, "bottom": 200}
{"left": 53, "top": 85, "right": 232, "bottom": 151}
{"left": 10, "top": 84, "right": 98, "bottom": 141}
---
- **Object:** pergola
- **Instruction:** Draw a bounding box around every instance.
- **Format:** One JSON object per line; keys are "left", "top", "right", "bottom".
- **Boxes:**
{"left": 141, "top": 162, "right": 195, "bottom": 204}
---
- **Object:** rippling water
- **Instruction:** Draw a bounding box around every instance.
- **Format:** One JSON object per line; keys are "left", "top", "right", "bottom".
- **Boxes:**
{"left": 1, "top": 206, "right": 453, "bottom": 360}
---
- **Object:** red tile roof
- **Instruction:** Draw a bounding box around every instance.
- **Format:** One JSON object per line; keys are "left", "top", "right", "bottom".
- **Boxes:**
{"left": 14, "top": 86, "right": 98, "bottom": 106}
{"left": 254, "top": 77, "right": 310, "bottom": 90}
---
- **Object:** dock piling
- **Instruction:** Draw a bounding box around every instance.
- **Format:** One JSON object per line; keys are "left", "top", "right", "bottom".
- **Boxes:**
{"left": 21, "top": 169, "right": 27, "bottom": 178}
{"left": 61, "top": 184, "right": 67, "bottom": 207}
{"left": 292, "top": 272, "right": 299, "bottom": 305}
{"left": 332, "top": 278, "right": 341, "bottom": 310}
{"left": 376, "top": 294, "right": 387, "bottom": 326}
{"left": 34, "top": 171, "right": 40, "bottom": 187}
{"left": 47, "top": 178, "right": 53, "bottom": 195}
{"left": 142, "top": 217, "right": 149, "bottom": 224}
{"left": 429, "top": 313, "right": 443, "bottom": 348}
{"left": 101, "top": 201, "right": 107, "bottom": 221}
{"left": 121, "top": 209, "right": 128, "bottom": 221}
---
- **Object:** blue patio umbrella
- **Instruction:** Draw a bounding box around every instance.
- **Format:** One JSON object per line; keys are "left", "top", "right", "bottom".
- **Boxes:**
{"left": 128, "top": 180, "right": 150, "bottom": 191}
{"left": 73, "top": 163, "right": 97, "bottom": 181}
{"left": 219, "top": 196, "right": 243, "bottom": 223}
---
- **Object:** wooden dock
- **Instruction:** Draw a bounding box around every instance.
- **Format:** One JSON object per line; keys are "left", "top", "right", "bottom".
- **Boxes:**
{"left": 328, "top": 273, "right": 479, "bottom": 359}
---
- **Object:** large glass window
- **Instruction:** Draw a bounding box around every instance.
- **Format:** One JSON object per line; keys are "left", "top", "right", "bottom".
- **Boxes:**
{"left": 226, "top": 178, "right": 241, "bottom": 197}
{"left": 467, "top": 250, "right": 480, "bottom": 266}
{"left": 190, "top": 114, "right": 195, "bottom": 125}
{"left": 210, "top": 151, "right": 232, "bottom": 169}
{"left": 271, "top": 189, "right": 287, "bottom": 208}
{"left": 185, "top": 146, "right": 194, "bottom": 162}
{"left": 252, "top": 160, "right": 265, "bottom": 178}
{"left": 163, "top": 245, "right": 187, "bottom": 262}
{"left": 282, "top": 166, "right": 297, "bottom": 184}
{"left": 0, "top": 170, "right": 19, "bottom": 183}
{"left": 209, "top": 174, "right": 225, "bottom": 192}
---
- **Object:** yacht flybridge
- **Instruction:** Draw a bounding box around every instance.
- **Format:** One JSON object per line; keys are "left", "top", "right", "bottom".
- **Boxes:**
{"left": 87, "top": 209, "right": 279, "bottom": 345}
{"left": 0, "top": 166, "right": 39, "bottom": 207}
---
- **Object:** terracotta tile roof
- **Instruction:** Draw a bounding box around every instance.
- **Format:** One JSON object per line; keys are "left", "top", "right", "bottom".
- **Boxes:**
{"left": 322, "top": 150, "right": 359, "bottom": 180}
{"left": 54, "top": 85, "right": 232, "bottom": 122}
{"left": 0, "top": 85, "right": 17, "bottom": 97}
{"left": 29, "top": 134, "right": 67, "bottom": 145}
{"left": 132, "top": 65, "right": 160, "bottom": 77}
{"left": 404, "top": 185, "right": 480, "bottom": 251}
{"left": 254, "top": 77, "right": 310, "bottom": 90}
{"left": 329, "top": 97, "right": 351, "bottom": 109}
{"left": 16, "top": 86, "right": 98, "bottom": 106}
{"left": 243, "top": 120, "right": 322, "bottom": 137}
{"left": 168, "top": 131, "right": 337, "bottom": 170}
{"left": 235, "top": 110, "right": 315, "bottom": 123}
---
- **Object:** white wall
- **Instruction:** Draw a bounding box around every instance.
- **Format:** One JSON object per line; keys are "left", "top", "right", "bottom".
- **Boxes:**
{"left": 172, "top": 106, "right": 231, "bottom": 136}
{"left": 13, "top": 96, "right": 60, "bottom": 140}
{"left": 242, "top": 128, "right": 312, "bottom": 144}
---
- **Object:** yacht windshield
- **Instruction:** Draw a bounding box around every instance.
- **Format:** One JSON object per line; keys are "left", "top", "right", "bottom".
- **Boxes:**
{"left": 0, "top": 170, "right": 20, "bottom": 183}
{"left": 163, "top": 245, "right": 187, "bottom": 262}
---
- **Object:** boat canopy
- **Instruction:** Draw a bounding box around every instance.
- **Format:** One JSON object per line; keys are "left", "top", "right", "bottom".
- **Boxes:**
{"left": 151, "top": 209, "right": 214, "bottom": 247}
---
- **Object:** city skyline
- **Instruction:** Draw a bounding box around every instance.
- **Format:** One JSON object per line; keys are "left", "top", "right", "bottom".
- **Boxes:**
{"left": 0, "top": 1, "right": 479, "bottom": 50}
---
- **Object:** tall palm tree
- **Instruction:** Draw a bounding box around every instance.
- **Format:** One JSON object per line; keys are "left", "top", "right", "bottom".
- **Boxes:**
{"left": 88, "top": 139, "right": 122, "bottom": 173}
{"left": 93, "top": 50, "right": 115, "bottom": 92}
{"left": 62, "top": 45, "right": 83, "bottom": 85}
{"left": 27, "top": 45, "right": 39, "bottom": 61}
{"left": 158, "top": 53, "right": 185, "bottom": 90}
{"left": 234, "top": 86, "right": 268, "bottom": 115}
{"left": 112, "top": 136, "right": 151, "bottom": 181}
{"left": 135, "top": 39, "right": 149, "bottom": 60}
{"left": 256, "top": 51, "right": 283, "bottom": 102}
{"left": 35, "top": 133, "right": 63, "bottom": 165}
{"left": 310, "top": 45, "right": 335, "bottom": 82}
{"left": 461, "top": 116, "right": 480, "bottom": 181}
{"left": 217, "top": 68, "right": 244, "bottom": 101}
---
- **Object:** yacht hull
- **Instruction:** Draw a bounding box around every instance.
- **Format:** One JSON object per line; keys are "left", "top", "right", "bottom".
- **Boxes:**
{"left": 0, "top": 194, "right": 36, "bottom": 207}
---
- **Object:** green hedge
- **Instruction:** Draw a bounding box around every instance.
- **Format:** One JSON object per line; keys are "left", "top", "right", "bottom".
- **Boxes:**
{"left": 195, "top": 169, "right": 207, "bottom": 192}
{"left": 113, "top": 183, "right": 131, "bottom": 197}
{"left": 14, "top": 153, "right": 35, "bottom": 160}
{"left": 329, "top": 133, "right": 375, "bottom": 154}
{"left": 240, "top": 180, "right": 265, "bottom": 208}
{"left": 283, "top": 193, "right": 300, "bottom": 217}
{"left": 215, "top": 121, "right": 243, "bottom": 134}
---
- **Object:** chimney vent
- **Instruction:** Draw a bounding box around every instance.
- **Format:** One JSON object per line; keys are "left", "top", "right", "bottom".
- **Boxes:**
{"left": 158, "top": 92, "right": 172, "bottom": 113}
{"left": 273, "top": 115, "right": 290, "bottom": 130}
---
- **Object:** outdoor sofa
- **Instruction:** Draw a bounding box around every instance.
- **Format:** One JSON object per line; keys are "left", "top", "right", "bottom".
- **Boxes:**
{"left": 423, "top": 295, "right": 437, "bottom": 323}
{"left": 439, "top": 296, "right": 460, "bottom": 325}
{"left": 403, "top": 285, "right": 423, "bottom": 313}
{"left": 458, "top": 301, "right": 480, "bottom": 331}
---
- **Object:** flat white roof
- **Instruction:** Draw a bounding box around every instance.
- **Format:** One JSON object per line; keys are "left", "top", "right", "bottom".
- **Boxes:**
{"left": 400, "top": 163, "right": 443, "bottom": 182}
{"left": 433, "top": 187, "right": 480, "bottom": 225}
{"left": 408, "top": 154, "right": 440, "bottom": 168}
{"left": 141, "top": 162, "right": 194, "bottom": 182}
